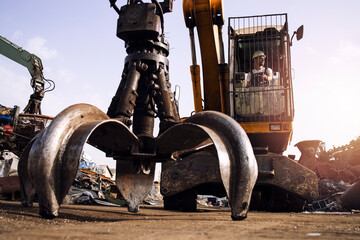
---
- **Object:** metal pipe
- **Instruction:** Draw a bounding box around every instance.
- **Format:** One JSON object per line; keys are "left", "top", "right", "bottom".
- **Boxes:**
{"left": 189, "top": 28, "right": 197, "bottom": 66}
{"left": 115, "top": 62, "right": 140, "bottom": 120}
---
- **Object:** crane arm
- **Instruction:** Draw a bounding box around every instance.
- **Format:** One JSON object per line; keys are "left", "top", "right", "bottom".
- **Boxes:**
{"left": 183, "top": 0, "right": 228, "bottom": 113}
{"left": 0, "top": 35, "right": 43, "bottom": 78}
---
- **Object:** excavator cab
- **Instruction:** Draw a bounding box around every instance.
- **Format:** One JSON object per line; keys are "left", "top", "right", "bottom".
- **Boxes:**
{"left": 226, "top": 15, "right": 319, "bottom": 211}
{"left": 229, "top": 14, "right": 294, "bottom": 153}
{"left": 161, "top": 11, "right": 318, "bottom": 212}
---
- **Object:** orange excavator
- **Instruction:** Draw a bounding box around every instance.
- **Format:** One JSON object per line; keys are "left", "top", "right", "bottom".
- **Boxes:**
{"left": 160, "top": 0, "right": 319, "bottom": 211}
{"left": 17, "top": 0, "right": 318, "bottom": 220}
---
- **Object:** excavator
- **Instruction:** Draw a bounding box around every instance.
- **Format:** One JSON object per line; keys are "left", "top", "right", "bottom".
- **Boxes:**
{"left": 160, "top": 0, "right": 319, "bottom": 212}
{"left": 17, "top": 0, "right": 316, "bottom": 220}
{"left": 0, "top": 35, "right": 54, "bottom": 157}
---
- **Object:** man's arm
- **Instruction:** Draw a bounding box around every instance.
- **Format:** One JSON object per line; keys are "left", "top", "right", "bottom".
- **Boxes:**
{"left": 264, "top": 68, "right": 273, "bottom": 81}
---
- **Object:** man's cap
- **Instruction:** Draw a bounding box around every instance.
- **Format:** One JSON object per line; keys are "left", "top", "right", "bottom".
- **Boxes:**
{"left": 253, "top": 50, "right": 266, "bottom": 59}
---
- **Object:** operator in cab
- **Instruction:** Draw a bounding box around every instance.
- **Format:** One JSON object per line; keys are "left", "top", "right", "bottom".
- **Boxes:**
{"left": 245, "top": 50, "right": 273, "bottom": 87}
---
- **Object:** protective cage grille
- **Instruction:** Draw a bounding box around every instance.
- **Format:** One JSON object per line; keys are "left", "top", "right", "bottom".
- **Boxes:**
{"left": 228, "top": 14, "right": 294, "bottom": 123}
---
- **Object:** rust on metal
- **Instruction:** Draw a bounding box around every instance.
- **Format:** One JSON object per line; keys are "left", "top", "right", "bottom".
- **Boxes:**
{"left": 0, "top": 175, "right": 20, "bottom": 200}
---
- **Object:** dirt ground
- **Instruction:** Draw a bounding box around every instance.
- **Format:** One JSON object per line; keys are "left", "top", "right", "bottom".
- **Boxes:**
{"left": 0, "top": 200, "right": 359, "bottom": 240}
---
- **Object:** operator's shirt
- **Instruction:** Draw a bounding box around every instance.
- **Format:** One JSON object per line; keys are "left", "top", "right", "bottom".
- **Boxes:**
{"left": 246, "top": 67, "right": 273, "bottom": 87}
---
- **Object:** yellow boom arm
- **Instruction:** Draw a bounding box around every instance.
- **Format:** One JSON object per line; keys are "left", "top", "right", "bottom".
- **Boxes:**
{"left": 183, "top": 0, "right": 228, "bottom": 113}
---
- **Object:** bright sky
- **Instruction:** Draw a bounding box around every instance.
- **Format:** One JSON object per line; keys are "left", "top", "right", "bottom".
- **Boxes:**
{"left": 1, "top": 0, "right": 360, "bottom": 169}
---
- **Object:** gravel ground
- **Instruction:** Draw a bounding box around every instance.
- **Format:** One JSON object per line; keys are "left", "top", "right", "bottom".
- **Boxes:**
{"left": 0, "top": 200, "right": 359, "bottom": 240}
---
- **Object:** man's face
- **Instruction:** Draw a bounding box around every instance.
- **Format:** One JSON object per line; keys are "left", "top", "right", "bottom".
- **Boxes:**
{"left": 255, "top": 55, "right": 265, "bottom": 66}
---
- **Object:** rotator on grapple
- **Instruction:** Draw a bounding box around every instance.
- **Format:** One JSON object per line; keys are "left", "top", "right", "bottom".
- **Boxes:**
{"left": 18, "top": 0, "right": 258, "bottom": 220}
{"left": 107, "top": 0, "right": 179, "bottom": 134}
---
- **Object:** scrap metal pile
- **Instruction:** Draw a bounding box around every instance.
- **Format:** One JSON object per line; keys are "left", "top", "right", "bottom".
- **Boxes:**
{"left": 65, "top": 154, "right": 164, "bottom": 207}
{"left": 67, "top": 167, "right": 126, "bottom": 206}
{"left": 0, "top": 104, "right": 52, "bottom": 157}
{"left": 296, "top": 140, "right": 360, "bottom": 211}
{"left": 317, "top": 141, "right": 360, "bottom": 184}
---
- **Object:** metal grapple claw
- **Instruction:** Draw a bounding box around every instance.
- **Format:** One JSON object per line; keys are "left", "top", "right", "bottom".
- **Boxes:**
{"left": 116, "top": 160, "right": 155, "bottom": 213}
{"left": 18, "top": 103, "right": 149, "bottom": 218}
{"left": 158, "top": 111, "right": 258, "bottom": 220}
{"left": 19, "top": 104, "right": 257, "bottom": 220}
{"left": 18, "top": 104, "right": 109, "bottom": 217}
